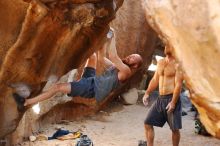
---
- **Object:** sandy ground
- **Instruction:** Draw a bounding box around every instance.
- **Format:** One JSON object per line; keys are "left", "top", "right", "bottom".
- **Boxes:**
{"left": 21, "top": 102, "right": 220, "bottom": 146}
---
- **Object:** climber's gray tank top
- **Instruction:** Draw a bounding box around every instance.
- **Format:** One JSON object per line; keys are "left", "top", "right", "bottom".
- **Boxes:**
{"left": 94, "top": 66, "right": 120, "bottom": 102}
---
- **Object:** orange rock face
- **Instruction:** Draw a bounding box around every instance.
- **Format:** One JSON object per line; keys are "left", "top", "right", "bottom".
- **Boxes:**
{"left": 0, "top": 0, "right": 158, "bottom": 139}
{"left": 0, "top": 0, "right": 124, "bottom": 138}
{"left": 6, "top": 1, "right": 157, "bottom": 144}
{"left": 144, "top": 0, "right": 220, "bottom": 138}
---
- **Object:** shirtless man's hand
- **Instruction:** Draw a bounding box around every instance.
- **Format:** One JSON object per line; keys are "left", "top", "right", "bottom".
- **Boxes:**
{"left": 166, "top": 101, "right": 176, "bottom": 113}
{"left": 143, "top": 94, "right": 150, "bottom": 106}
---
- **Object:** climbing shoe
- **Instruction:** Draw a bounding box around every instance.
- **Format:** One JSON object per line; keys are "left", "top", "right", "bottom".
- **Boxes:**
{"left": 195, "top": 119, "right": 210, "bottom": 136}
{"left": 138, "top": 140, "right": 147, "bottom": 146}
{"left": 12, "top": 93, "right": 25, "bottom": 112}
{"left": 76, "top": 135, "right": 93, "bottom": 146}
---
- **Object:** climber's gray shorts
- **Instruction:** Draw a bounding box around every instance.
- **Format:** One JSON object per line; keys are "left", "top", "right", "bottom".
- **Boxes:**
{"left": 67, "top": 67, "right": 95, "bottom": 98}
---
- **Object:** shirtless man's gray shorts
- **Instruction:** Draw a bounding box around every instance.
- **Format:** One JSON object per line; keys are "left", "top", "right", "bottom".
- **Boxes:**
{"left": 144, "top": 94, "right": 182, "bottom": 130}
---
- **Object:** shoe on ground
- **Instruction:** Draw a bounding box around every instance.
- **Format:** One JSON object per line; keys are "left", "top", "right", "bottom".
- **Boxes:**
{"left": 76, "top": 135, "right": 93, "bottom": 146}
{"left": 138, "top": 140, "right": 147, "bottom": 146}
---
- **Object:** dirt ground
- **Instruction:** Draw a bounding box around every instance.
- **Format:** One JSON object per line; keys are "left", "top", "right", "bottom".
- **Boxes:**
{"left": 21, "top": 102, "right": 220, "bottom": 146}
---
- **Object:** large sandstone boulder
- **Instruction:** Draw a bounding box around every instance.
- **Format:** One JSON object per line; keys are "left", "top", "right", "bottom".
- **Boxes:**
{"left": 0, "top": 0, "right": 158, "bottom": 140}
{"left": 0, "top": 0, "right": 124, "bottom": 138}
{"left": 144, "top": 0, "right": 220, "bottom": 138}
{"left": 7, "top": 0, "right": 157, "bottom": 144}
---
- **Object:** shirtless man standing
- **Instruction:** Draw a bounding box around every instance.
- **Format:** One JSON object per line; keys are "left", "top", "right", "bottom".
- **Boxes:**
{"left": 142, "top": 45, "right": 183, "bottom": 146}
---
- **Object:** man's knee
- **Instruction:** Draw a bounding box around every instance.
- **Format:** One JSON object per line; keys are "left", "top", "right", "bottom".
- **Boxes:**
{"left": 145, "top": 124, "right": 153, "bottom": 130}
{"left": 85, "top": 53, "right": 97, "bottom": 68}
{"left": 53, "top": 83, "right": 71, "bottom": 94}
{"left": 90, "top": 53, "right": 97, "bottom": 59}
{"left": 87, "top": 53, "right": 97, "bottom": 63}
{"left": 172, "top": 129, "right": 180, "bottom": 135}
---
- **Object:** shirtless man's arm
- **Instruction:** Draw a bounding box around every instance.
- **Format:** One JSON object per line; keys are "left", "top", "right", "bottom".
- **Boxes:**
{"left": 166, "top": 64, "right": 183, "bottom": 113}
{"left": 143, "top": 66, "right": 160, "bottom": 106}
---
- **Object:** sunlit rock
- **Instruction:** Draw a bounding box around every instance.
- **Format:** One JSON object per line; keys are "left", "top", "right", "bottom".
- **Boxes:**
{"left": 0, "top": 0, "right": 124, "bottom": 138}
{"left": 5, "top": 0, "right": 158, "bottom": 144}
{"left": 144, "top": 0, "right": 220, "bottom": 138}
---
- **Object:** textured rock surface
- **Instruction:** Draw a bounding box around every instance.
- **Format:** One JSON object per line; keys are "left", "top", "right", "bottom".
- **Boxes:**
{"left": 111, "top": 0, "right": 156, "bottom": 66}
{"left": 0, "top": 0, "right": 124, "bottom": 138}
{"left": 144, "top": 0, "right": 220, "bottom": 138}
{"left": 121, "top": 88, "right": 138, "bottom": 104}
{"left": 0, "top": 0, "right": 158, "bottom": 140}
{"left": 8, "top": 1, "right": 157, "bottom": 144}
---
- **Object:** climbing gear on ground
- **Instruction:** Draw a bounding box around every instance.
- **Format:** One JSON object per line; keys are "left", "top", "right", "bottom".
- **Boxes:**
{"left": 48, "top": 129, "right": 70, "bottom": 140}
{"left": 195, "top": 119, "right": 210, "bottom": 136}
{"left": 138, "top": 140, "right": 147, "bottom": 146}
{"left": 58, "top": 131, "right": 82, "bottom": 140}
{"left": 76, "top": 135, "right": 93, "bottom": 146}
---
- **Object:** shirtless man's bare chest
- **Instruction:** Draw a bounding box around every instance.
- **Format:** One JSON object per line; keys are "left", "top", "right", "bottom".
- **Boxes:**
{"left": 157, "top": 58, "right": 176, "bottom": 95}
